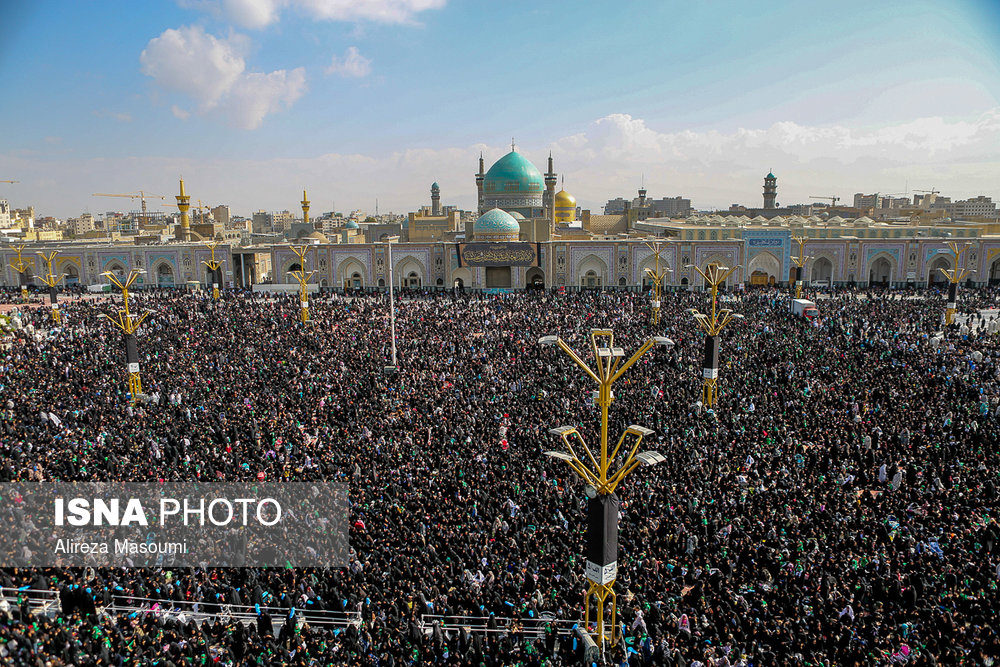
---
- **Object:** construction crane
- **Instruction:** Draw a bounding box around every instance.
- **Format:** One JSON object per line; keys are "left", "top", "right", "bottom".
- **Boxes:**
{"left": 809, "top": 195, "right": 840, "bottom": 207}
{"left": 92, "top": 191, "right": 166, "bottom": 214}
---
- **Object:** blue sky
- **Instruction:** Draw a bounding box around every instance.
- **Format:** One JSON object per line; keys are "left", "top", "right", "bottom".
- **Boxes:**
{"left": 2, "top": 0, "right": 999, "bottom": 218}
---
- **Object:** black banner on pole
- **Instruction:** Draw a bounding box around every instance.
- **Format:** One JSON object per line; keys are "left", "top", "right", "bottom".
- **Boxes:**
{"left": 124, "top": 333, "right": 138, "bottom": 365}
{"left": 585, "top": 493, "right": 619, "bottom": 584}
{"left": 703, "top": 335, "right": 719, "bottom": 378}
{"left": 48, "top": 286, "right": 59, "bottom": 305}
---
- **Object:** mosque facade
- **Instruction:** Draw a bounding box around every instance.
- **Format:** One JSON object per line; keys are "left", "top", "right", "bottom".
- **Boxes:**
{"left": 6, "top": 153, "right": 1000, "bottom": 293}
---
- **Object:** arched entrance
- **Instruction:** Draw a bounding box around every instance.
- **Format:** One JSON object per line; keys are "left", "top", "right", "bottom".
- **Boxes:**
{"left": 577, "top": 254, "right": 607, "bottom": 288}
{"left": 746, "top": 251, "right": 781, "bottom": 287}
{"left": 155, "top": 262, "right": 175, "bottom": 287}
{"left": 396, "top": 259, "right": 424, "bottom": 288}
{"left": 453, "top": 278, "right": 464, "bottom": 290}
{"left": 103, "top": 261, "right": 126, "bottom": 280}
{"left": 928, "top": 255, "right": 950, "bottom": 286}
{"left": 525, "top": 267, "right": 545, "bottom": 289}
{"left": 338, "top": 259, "right": 366, "bottom": 290}
{"left": 63, "top": 264, "right": 80, "bottom": 286}
{"left": 869, "top": 257, "right": 892, "bottom": 286}
{"left": 990, "top": 258, "right": 1000, "bottom": 285}
{"left": 810, "top": 257, "right": 833, "bottom": 285}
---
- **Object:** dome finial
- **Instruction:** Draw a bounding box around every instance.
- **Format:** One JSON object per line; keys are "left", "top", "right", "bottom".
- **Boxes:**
{"left": 511, "top": 137, "right": 516, "bottom": 152}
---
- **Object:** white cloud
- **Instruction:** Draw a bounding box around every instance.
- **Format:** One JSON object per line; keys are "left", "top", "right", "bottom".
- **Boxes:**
{"left": 297, "top": 0, "right": 447, "bottom": 24}
{"left": 140, "top": 26, "right": 245, "bottom": 111}
{"left": 325, "top": 46, "right": 371, "bottom": 77}
{"left": 140, "top": 25, "right": 306, "bottom": 129}
{"left": 11, "top": 109, "right": 1000, "bottom": 219}
{"left": 221, "top": 0, "right": 280, "bottom": 29}
{"left": 227, "top": 67, "right": 307, "bottom": 129}
{"left": 189, "top": 0, "right": 446, "bottom": 28}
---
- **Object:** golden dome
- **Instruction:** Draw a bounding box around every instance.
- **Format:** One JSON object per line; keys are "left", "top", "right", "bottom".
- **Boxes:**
{"left": 554, "top": 189, "right": 577, "bottom": 223}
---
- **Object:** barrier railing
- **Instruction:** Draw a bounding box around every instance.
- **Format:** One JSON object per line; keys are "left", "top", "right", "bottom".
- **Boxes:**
{"left": 1, "top": 588, "right": 361, "bottom": 632}
{"left": 418, "top": 613, "right": 583, "bottom": 639}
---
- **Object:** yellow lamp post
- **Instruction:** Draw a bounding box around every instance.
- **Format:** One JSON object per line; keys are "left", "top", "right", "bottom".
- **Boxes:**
{"left": 8, "top": 243, "right": 32, "bottom": 302}
{"left": 201, "top": 241, "right": 224, "bottom": 300}
{"left": 101, "top": 269, "right": 151, "bottom": 402}
{"left": 939, "top": 241, "right": 975, "bottom": 326}
{"left": 36, "top": 250, "right": 63, "bottom": 323}
{"left": 687, "top": 263, "right": 743, "bottom": 407}
{"left": 643, "top": 241, "right": 671, "bottom": 326}
{"left": 288, "top": 244, "right": 316, "bottom": 325}
{"left": 540, "top": 330, "right": 673, "bottom": 653}
{"left": 791, "top": 235, "right": 812, "bottom": 299}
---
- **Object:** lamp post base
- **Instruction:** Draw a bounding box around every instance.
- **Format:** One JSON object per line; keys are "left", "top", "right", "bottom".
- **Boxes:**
{"left": 703, "top": 377, "right": 717, "bottom": 407}
{"left": 128, "top": 372, "right": 143, "bottom": 403}
{"left": 584, "top": 580, "right": 618, "bottom": 652}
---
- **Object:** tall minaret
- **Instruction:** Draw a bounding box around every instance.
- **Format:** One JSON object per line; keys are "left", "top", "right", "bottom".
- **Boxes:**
{"left": 175, "top": 178, "right": 191, "bottom": 241}
{"left": 476, "top": 153, "right": 485, "bottom": 215}
{"left": 431, "top": 182, "right": 441, "bottom": 216}
{"left": 763, "top": 171, "right": 777, "bottom": 210}
{"left": 544, "top": 152, "right": 557, "bottom": 222}
{"left": 301, "top": 189, "right": 311, "bottom": 228}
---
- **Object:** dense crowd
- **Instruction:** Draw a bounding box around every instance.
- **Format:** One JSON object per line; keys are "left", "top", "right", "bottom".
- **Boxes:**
{"left": 0, "top": 282, "right": 997, "bottom": 666}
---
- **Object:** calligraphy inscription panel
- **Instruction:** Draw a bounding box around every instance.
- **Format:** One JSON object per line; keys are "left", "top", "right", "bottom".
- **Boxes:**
{"left": 459, "top": 243, "right": 538, "bottom": 267}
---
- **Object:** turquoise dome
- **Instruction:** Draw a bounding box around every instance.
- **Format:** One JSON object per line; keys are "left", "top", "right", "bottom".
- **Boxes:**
{"left": 344, "top": 220, "right": 359, "bottom": 229}
{"left": 766, "top": 172, "right": 776, "bottom": 179}
{"left": 474, "top": 208, "right": 521, "bottom": 241}
{"left": 484, "top": 151, "right": 544, "bottom": 194}
{"left": 431, "top": 182, "right": 440, "bottom": 190}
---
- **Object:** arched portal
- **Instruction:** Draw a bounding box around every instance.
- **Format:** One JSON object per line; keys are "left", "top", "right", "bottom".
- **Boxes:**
{"left": 990, "top": 258, "right": 1000, "bottom": 285}
{"left": 582, "top": 270, "right": 601, "bottom": 289}
{"left": 396, "top": 258, "right": 425, "bottom": 288}
{"left": 155, "top": 262, "right": 175, "bottom": 287}
{"left": 451, "top": 267, "right": 473, "bottom": 290}
{"left": 64, "top": 264, "right": 80, "bottom": 286}
{"left": 869, "top": 257, "right": 892, "bottom": 286}
{"left": 746, "top": 251, "right": 781, "bottom": 286}
{"left": 525, "top": 267, "right": 545, "bottom": 289}
{"left": 928, "top": 255, "right": 951, "bottom": 286}
{"left": 103, "top": 261, "right": 126, "bottom": 280}
{"left": 811, "top": 257, "right": 833, "bottom": 284}
{"left": 576, "top": 254, "right": 608, "bottom": 288}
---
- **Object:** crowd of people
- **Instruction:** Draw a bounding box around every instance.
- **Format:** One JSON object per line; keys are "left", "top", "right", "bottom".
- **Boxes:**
{"left": 0, "top": 281, "right": 997, "bottom": 666}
